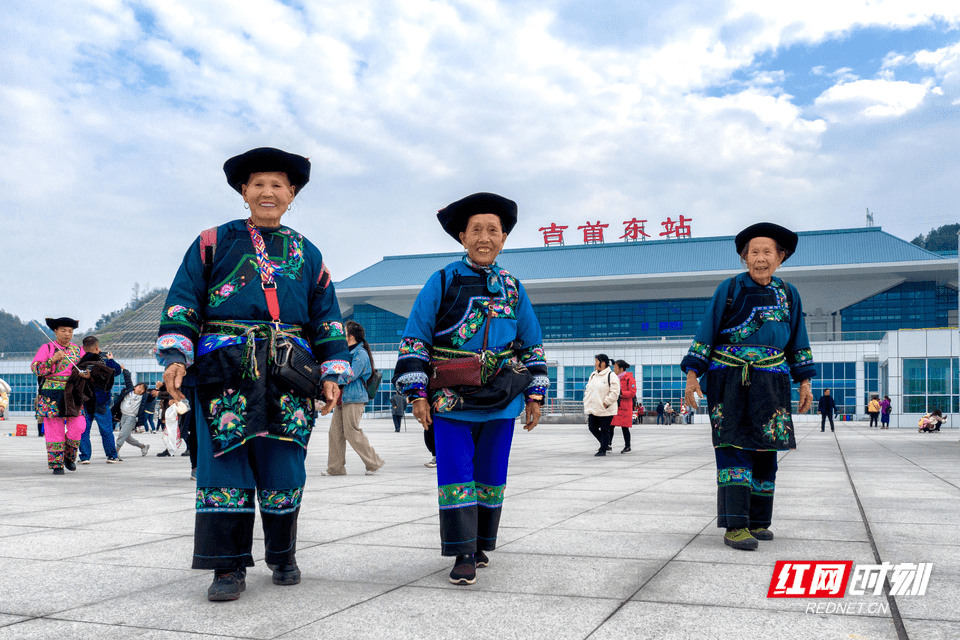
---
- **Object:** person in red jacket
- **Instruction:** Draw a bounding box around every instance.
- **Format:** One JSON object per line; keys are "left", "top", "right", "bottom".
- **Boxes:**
{"left": 611, "top": 360, "right": 637, "bottom": 453}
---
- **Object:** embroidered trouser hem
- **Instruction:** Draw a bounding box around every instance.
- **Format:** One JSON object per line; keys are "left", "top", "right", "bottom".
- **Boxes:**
{"left": 715, "top": 447, "right": 777, "bottom": 530}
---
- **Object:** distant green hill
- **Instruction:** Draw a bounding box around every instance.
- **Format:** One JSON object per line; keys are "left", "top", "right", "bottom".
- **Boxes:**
{"left": 0, "top": 310, "right": 50, "bottom": 354}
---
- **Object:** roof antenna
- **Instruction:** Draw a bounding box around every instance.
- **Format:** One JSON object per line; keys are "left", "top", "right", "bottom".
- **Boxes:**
{"left": 865, "top": 208, "right": 875, "bottom": 227}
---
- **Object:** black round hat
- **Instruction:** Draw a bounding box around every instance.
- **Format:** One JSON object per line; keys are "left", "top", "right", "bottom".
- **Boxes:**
{"left": 735, "top": 222, "right": 798, "bottom": 261}
{"left": 437, "top": 192, "right": 518, "bottom": 241}
{"left": 223, "top": 147, "right": 311, "bottom": 194}
{"left": 45, "top": 317, "right": 79, "bottom": 330}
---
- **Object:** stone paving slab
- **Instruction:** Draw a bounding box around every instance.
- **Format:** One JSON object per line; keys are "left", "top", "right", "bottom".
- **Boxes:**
{"left": 0, "top": 418, "right": 957, "bottom": 639}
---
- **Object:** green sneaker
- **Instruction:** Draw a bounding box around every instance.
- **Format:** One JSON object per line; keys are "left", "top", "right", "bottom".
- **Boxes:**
{"left": 724, "top": 528, "right": 759, "bottom": 550}
{"left": 750, "top": 527, "right": 774, "bottom": 541}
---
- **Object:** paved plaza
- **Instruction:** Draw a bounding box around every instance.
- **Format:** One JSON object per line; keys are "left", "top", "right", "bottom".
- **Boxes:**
{"left": 0, "top": 417, "right": 957, "bottom": 640}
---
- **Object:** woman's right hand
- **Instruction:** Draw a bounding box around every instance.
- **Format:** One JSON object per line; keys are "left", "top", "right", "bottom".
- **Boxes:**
{"left": 163, "top": 363, "right": 187, "bottom": 403}
{"left": 684, "top": 370, "right": 703, "bottom": 409}
{"left": 413, "top": 397, "right": 432, "bottom": 428}
{"left": 50, "top": 350, "right": 65, "bottom": 363}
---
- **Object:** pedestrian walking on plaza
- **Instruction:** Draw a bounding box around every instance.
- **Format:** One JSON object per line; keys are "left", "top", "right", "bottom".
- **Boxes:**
{"left": 867, "top": 395, "right": 881, "bottom": 428}
{"left": 818, "top": 389, "right": 836, "bottom": 432}
{"left": 584, "top": 354, "right": 620, "bottom": 456}
{"left": 880, "top": 395, "right": 892, "bottom": 429}
{"left": 663, "top": 401, "right": 675, "bottom": 424}
{"left": 611, "top": 360, "right": 635, "bottom": 453}
{"left": 656, "top": 401, "right": 665, "bottom": 424}
{"left": 76, "top": 336, "right": 123, "bottom": 464}
{"left": 682, "top": 222, "right": 815, "bottom": 551}
{"left": 322, "top": 320, "right": 385, "bottom": 476}
{"left": 157, "top": 147, "right": 352, "bottom": 601}
{"left": 392, "top": 192, "right": 548, "bottom": 586}
{"left": 142, "top": 384, "right": 159, "bottom": 432}
{"left": 115, "top": 378, "right": 150, "bottom": 457}
{"left": 31, "top": 317, "right": 89, "bottom": 475}
{"left": 390, "top": 391, "right": 406, "bottom": 432}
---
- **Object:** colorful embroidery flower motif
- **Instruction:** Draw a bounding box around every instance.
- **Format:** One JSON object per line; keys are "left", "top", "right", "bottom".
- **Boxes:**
{"left": 476, "top": 483, "right": 506, "bottom": 507}
{"left": 208, "top": 272, "right": 249, "bottom": 308}
{"left": 196, "top": 487, "right": 254, "bottom": 512}
{"left": 258, "top": 487, "right": 303, "bottom": 514}
{"left": 710, "top": 403, "right": 724, "bottom": 431}
{"left": 717, "top": 467, "right": 752, "bottom": 487}
{"left": 751, "top": 478, "right": 776, "bottom": 496}
{"left": 46, "top": 441, "right": 65, "bottom": 467}
{"left": 36, "top": 394, "right": 60, "bottom": 418}
{"left": 452, "top": 304, "right": 487, "bottom": 348}
{"left": 722, "top": 280, "right": 789, "bottom": 344}
{"left": 431, "top": 387, "right": 462, "bottom": 413}
{"left": 279, "top": 394, "right": 313, "bottom": 440}
{"left": 438, "top": 482, "right": 477, "bottom": 508}
{"left": 314, "top": 321, "right": 345, "bottom": 342}
{"left": 398, "top": 338, "right": 431, "bottom": 362}
{"left": 165, "top": 305, "right": 201, "bottom": 331}
{"left": 688, "top": 340, "right": 712, "bottom": 363}
{"left": 762, "top": 408, "right": 792, "bottom": 443}
{"left": 208, "top": 390, "right": 248, "bottom": 451}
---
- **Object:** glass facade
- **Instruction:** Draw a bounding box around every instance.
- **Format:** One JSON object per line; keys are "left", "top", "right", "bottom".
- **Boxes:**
{"left": 4, "top": 373, "right": 39, "bottom": 413}
{"left": 533, "top": 299, "right": 711, "bottom": 341}
{"left": 841, "top": 281, "right": 958, "bottom": 333}
{"left": 642, "top": 365, "right": 685, "bottom": 405}
{"left": 564, "top": 366, "right": 594, "bottom": 402}
{"left": 863, "top": 361, "right": 879, "bottom": 410}
{"left": 365, "top": 367, "right": 395, "bottom": 413}
{"left": 346, "top": 304, "right": 408, "bottom": 347}
{"left": 795, "top": 362, "right": 857, "bottom": 414}
{"left": 902, "top": 358, "right": 960, "bottom": 414}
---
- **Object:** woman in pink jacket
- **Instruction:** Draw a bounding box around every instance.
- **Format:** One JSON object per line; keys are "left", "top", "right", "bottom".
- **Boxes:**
{"left": 611, "top": 360, "right": 636, "bottom": 453}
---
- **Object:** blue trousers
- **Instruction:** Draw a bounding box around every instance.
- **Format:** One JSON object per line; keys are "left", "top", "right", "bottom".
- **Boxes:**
{"left": 192, "top": 392, "right": 307, "bottom": 570}
{"left": 715, "top": 446, "right": 778, "bottom": 530}
{"left": 79, "top": 404, "right": 119, "bottom": 461}
{"left": 434, "top": 415, "right": 515, "bottom": 557}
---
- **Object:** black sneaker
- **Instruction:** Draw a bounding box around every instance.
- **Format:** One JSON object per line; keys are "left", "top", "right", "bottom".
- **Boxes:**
{"left": 52, "top": 468, "right": 65, "bottom": 475}
{"left": 207, "top": 568, "right": 246, "bottom": 601}
{"left": 474, "top": 550, "right": 489, "bottom": 568}
{"left": 449, "top": 555, "right": 476, "bottom": 585}
{"left": 106, "top": 457, "right": 123, "bottom": 464}
{"left": 156, "top": 450, "right": 171, "bottom": 457}
{"left": 594, "top": 450, "right": 606, "bottom": 457}
{"left": 181, "top": 451, "right": 190, "bottom": 457}
{"left": 64, "top": 459, "right": 76, "bottom": 471}
{"left": 621, "top": 447, "right": 631, "bottom": 454}
{"left": 267, "top": 561, "right": 301, "bottom": 586}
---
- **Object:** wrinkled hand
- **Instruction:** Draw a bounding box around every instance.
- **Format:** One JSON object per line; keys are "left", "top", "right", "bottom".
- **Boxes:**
{"left": 523, "top": 401, "right": 541, "bottom": 431}
{"left": 413, "top": 397, "right": 432, "bottom": 428}
{"left": 684, "top": 371, "right": 703, "bottom": 409}
{"left": 50, "top": 350, "right": 65, "bottom": 363}
{"left": 798, "top": 381, "right": 813, "bottom": 414}
{"left": 318, "top": 381, "right": 340, "bottom": 416}
{"left": 163, "top": 363, "right": 187, "bottom": 403}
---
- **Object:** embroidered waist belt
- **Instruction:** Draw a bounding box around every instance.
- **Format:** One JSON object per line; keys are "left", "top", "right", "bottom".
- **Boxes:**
{"left": 201, "top": 320, "right": 308, "bottom": 380}
{"left": 432, "top": 345, "right": 514, "bottom": 384}
{"left": 710, "top": 345, "right": 786, "bottom": 386}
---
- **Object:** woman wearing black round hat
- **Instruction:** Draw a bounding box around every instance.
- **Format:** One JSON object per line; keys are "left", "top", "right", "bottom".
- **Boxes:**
{"left": 393, "top": 193, "right": 549, "bottom": 585}
{"left": 157, "top": 147, "right": 353, "bottom": 600}
{"left": 680, "top": 223, "right": 816, "bottom": 550}
{"left": 31, "top": 317, "right": 87, "bottom": 474}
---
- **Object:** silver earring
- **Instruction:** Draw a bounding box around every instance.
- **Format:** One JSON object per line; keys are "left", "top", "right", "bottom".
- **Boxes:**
{"left": 243, "top": 202, "right": 249, "bottom": 210}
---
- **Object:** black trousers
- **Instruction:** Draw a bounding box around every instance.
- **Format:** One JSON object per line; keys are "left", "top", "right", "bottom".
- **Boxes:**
{"left": 821, "top": 412, "right": 834, "bottom": 431}
{"left": 588, "top": 414, "right": 614, "bottom": 451}
{"left": 610, "top": 426, "right": 631, "bottom": 448}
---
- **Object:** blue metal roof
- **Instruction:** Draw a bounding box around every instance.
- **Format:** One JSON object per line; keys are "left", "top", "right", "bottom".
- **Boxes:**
{"left": 336, "top": 227, "right": 945, "bottom": 289}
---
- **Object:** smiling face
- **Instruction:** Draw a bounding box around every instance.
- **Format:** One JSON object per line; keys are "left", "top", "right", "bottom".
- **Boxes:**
{"left": 241, "top": 171, "right": 296, "bottom": 227}
{"left": 54, "top": 326, "right": 74, "bottom": 346}
{"left": 459, "top": 213, "right": 506, "bottom": 266}
{"left": 744, "top": 237, "right": 785, "bottom": 285}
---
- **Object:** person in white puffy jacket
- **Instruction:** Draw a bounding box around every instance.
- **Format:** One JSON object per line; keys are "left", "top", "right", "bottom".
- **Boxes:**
{"left": 583, "top": 354, "right": 620, "bottom": 457}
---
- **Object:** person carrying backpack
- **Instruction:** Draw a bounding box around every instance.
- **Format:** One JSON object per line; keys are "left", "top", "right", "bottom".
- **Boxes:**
{"left": 321, "top": 321, "right": 385, "bottom": 476}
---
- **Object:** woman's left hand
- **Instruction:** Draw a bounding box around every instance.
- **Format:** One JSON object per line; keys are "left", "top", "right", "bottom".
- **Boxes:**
{"left": 318, "top": 380, "right": 340, "bottom": 416}
{"left": 523, "top": 401, "right": 541, "bottom": 431}
{"left": 798, "top": 381, "right": 813, "bottom": 414}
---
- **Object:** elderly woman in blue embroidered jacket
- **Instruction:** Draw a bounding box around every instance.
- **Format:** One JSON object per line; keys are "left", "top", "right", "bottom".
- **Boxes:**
{"left": 393, "top": 192, "right": 549, "bottom": 586}
{"left": 681, "top": 222, "right": 815, "bottom": 551}
{"left": 157, "top": 147, "right": 352, "bottom": 601}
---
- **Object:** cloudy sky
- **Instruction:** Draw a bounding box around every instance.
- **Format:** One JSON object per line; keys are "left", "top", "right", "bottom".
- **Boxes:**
{"left": 3, "top": 0, "right": 959, "bottom": 329}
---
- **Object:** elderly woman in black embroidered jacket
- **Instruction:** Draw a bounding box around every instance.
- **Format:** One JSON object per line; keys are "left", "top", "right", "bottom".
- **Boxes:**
{"left": 681, "top": 222, "right": 815, "bottom": 551}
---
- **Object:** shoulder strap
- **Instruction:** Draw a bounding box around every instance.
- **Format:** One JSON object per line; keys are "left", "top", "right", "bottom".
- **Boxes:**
{"left": 200, "top": 226, "right": 218, "bottom": 283}
{"left": 723, "top": 276, "right": 736, "bottom": 318}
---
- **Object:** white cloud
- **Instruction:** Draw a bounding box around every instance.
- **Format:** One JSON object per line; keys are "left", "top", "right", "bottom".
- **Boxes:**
{"left": 814, "top": 78, "right": 931, "bottom": 120}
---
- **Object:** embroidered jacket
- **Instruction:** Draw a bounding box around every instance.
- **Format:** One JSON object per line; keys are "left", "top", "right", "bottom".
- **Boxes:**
{"left": 394, "top": 258, "right": 549, "bottom": 422}
{"left": 156, "top": 219, "right": 351, "bottom": 381}
{"left": 680, "top": 272, "right": 816, "bottom": 383}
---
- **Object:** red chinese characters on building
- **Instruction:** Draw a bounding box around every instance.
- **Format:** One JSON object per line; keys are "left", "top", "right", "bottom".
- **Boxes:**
{"left": 620, "top": 218, "right": 651, "bottom": 242}
{"left": 538, "top": 223, "right": 569, "bottom": 246}
{"left": 659, "top": 216, "right": 693, "bottom": 239}
{"left": 577, "top": 221, "right": 609, "bottom": 244}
